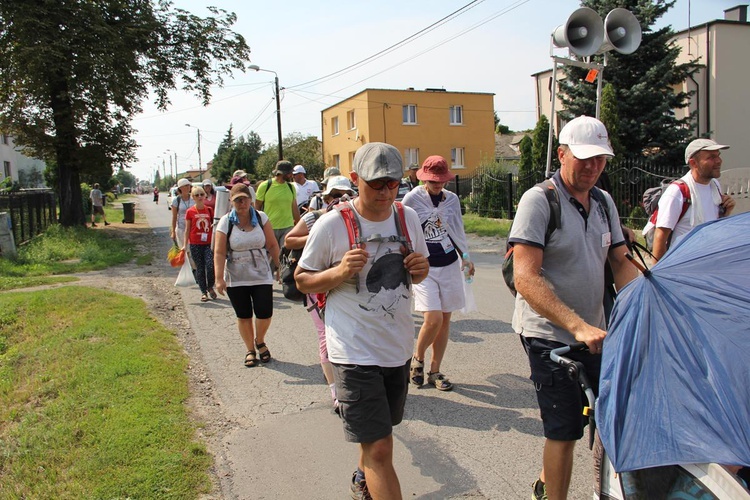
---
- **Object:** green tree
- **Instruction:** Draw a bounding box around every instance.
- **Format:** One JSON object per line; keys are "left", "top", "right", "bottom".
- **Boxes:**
{"left": 517, "top": 135, "right": 535, "bottom": 197}
{"left": 0, "top": 1, "right": 249, "bottom": 226}
{"left": 210, "top": 129, "right": 263, "bottom": 184}
{"left": 531, "top": 115, "right": 558, "bottom": 178}
{"left": 599, "top": 83, "right": 624, "bottom": 158}
{"left": 256, "top": 133, "right": 323, "bottom": 181}
{"left": 557, "top": 0, "right": 699, "bottom": 164}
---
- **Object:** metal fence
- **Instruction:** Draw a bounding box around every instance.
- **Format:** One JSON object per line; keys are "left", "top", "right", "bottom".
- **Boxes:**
{"left": 446, "top": 159, "right": 697, "bottom": 228}
{"left": 0, "top": 189, "right": 57, "bottom": 246}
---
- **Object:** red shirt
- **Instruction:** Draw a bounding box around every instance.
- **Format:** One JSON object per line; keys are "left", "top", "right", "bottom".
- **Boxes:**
{"left": 185, "top": 205, "right": 214, "bottom": 246}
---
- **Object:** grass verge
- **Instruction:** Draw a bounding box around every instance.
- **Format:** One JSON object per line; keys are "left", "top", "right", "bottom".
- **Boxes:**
{"left": 463, "top": 212, "right": 512, "bottom": 238}
{"left": 0, "top": 286, "right": 212, "bottom": 498}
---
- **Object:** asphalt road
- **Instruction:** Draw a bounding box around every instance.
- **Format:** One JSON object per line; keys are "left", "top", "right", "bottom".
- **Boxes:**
{"left": 139, "top": 194, "right": 595, "bottom": 499}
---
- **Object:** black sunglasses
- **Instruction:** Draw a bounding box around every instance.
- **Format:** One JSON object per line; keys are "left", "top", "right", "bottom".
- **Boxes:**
{"left": 364, "top": 178, "right": 400, "bottom": 190}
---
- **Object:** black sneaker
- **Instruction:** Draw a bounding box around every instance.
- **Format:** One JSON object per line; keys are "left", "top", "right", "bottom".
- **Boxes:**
{"left": 104, "top": 221, "right": 110, "bottom": 226}
{"left": 531, "top": 479, "right": 548, "bottom": 500}
{"left": 91, "top": 223, "right": 97, "bottom": 227}
{"left": 350, "top": 471, "right": 372, "bottom": 500}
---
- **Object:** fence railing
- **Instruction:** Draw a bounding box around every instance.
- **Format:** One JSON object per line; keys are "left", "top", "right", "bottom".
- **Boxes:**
{"left": 444, "top": 159, "right": 750, "bottom": 229}
{"left": 0, "top": 189, "right": 57, "bottom": 246}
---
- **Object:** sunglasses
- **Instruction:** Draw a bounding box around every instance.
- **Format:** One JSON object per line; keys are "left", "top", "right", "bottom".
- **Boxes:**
{"left": 364, "top": 178, "right": 400, "bottom": 190}
{"left": 193, "top": 193, "right": 205, "bottom": 197}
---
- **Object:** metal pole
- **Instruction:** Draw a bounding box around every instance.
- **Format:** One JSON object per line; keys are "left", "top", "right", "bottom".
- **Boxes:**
{"left": 173, "top": 152, "right": 177, "bottom": 178}
{"left": 545, "top": 61, "right": 559, "bottom": 178}
{"left": 275, "top": 75, "right": 283, "bottom": 161}
{"left": 196, "top": 129, "right": 203, "bottom": 181}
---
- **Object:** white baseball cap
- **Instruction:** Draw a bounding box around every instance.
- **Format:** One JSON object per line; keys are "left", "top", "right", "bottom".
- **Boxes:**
{"left": 559, "top": 116, "right": 614, "bottom": 159}
{"left": 685, "top": 138, "right": 729, "bottom": 164}
{"left": 177, "top": 178, "right": 191, "bottom": 188}
{"left": 292, "top": 165, "right": 306, "bottom": 175}
{"left": 322, "top": 176, "right": 354, "bottom": 196}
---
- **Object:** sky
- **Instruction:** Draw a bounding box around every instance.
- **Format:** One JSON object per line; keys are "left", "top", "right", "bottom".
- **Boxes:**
{"left": 130, "top": 0, "right": 740, "bottom": 182}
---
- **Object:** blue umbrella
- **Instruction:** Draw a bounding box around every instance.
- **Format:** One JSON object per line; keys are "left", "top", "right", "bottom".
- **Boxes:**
{"left": 597, "top": 211, "right": 750, "bottom": 472}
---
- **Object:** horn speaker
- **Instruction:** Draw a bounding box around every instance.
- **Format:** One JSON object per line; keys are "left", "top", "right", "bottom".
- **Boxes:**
{"left": 599, "top": 8, "right": 642, "bottom": 54}
{"left": 552, "top": 7, "right": 605, "bottom": 57}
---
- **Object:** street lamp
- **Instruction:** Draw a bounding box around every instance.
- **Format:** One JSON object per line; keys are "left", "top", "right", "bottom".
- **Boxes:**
{"left": 185, "top": 124, "right": 203, "bottom": 180}
{"left": 249, "top": 64, "right": 283, "bottom": 161}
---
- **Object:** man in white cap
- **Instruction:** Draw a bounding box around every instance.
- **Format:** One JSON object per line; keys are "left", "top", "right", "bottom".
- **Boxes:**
{"left": 295, "top": 143, "right": 429, "bottom": 500}
{"left": 292, "top": 164, "right": 319, "bottom": 211}
{"left": 508, "top": 116, "right": 637, "bottom": 500}
{"left": 649, "top": 138, "right": 735, "bottom": 260}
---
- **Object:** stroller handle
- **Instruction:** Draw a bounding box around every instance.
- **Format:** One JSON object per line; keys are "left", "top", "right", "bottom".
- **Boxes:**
{"left": 550, "top": 342, "right": 597, "bottom": 450}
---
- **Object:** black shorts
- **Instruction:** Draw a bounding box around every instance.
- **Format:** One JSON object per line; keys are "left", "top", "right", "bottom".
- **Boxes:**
{"left": 226, "top": 285, "right": 273, "bottom": 319}
{"left": 521, "top": 336, "right": 601, "bottom": 441}
{"left": 332, "top": 359, "right": 410, "bottom": 443}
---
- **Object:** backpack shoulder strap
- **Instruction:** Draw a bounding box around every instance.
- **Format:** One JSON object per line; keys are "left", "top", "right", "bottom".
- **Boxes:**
{"left": 334, "top": 202, "right": 362, "bottom": 249}
{"left": 226, "top": 217, "right": 234, "bottom": 253}
{"left": 392, "top": 201, "right": 413, "bottom": 253}
{"left": 590, "top": 186, "right": 612, "bottom": 231}
{"left": 538, "top": 179, "right": 561, "bottom": 245}
{"left": 673, "top": 180, "right": 691, "bottom": 221}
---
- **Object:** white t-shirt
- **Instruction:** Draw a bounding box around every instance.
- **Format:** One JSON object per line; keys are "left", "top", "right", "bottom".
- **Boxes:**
{"left": 298, "top": 203, "right": 428, "bottom": 367}
{"left": 295, "top": 179, "right": 319, "bottom": 206}
{"left": 655, "top": 174, "right": 722, "bottom": 247}
{"left": 216, "top": 211, "right": 273, "bottom": 287}
{"left": 171, "top": 195, "right": 195, "bottom": 231}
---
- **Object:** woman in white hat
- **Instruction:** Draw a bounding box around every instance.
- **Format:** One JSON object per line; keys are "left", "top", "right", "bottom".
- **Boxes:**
{"left": 170, "top": 178, "right": 195, "bottom": 248}
{"left": 202, "top": 178, "right": 216, "bottom": 212}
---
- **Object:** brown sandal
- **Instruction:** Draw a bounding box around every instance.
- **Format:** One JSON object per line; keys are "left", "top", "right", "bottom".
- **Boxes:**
{"left": 244, "top": 351, "right": 258, "bottom": 367}
{"left": 256, "top": 342, "right": 271, "bottom": 363}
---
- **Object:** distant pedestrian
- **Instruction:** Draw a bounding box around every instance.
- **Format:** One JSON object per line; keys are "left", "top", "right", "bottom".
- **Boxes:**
{"left": 214, "top": 183, "right": 281, "bottom": 367}
{"left": 170, "top": 178, "right": 195, "bottom": 248}
{"left": 184, "top": 186, "right": 216, "bottom": 303}
{"left": 255, "top": 160, "right": 300, "bottom": 254}
{"left": 296, "top": 142, "right": 429, "bottom": 500}
{"left": 292, "top": 164, "right": 319, "bottom": 212}
{"left": 308, "top": 166, "right": 341, "bottom": 211}
{"left": 90, "top": 183, "right": 110, "bottom": 227}
{"left": 403, "top": 155, "right": 472, "bottom": 392}
{"left": 153, "top": 186, "right": 159, "bottom": 204}
{"left": 202, "top": 178, "right": 217, "bottom": 212}
{"left": 403, "top": 163, "right": 420, "bottom": 190}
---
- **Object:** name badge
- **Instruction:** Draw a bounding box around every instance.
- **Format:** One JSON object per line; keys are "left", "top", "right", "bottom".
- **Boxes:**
{"left": 201, "top": 232, "right": 208, "bottom": 242}
{"left": 601, "top": 232, "right": 611, "bottom": 248}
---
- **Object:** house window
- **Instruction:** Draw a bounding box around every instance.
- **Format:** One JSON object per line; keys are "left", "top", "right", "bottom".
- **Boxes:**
{"left": 349, "top": 151, "right": 355, "bottom": 167}
{"left": 3, "top": 161, "right": 10, "bottom": 178}
{"left": 347, "top": 110, "right": 356, "bottom": 130}
{"left": 449, "top": 105, "right": 463, "bottom": 125}
{"left": 332, "top": 117, "right": 339, "bottom": 136}
{"left": 332, "top": 154, "right": 340, "bottom": 168}
{"left": 402, "top": 104, "right": 417, "bottom": 125}
{"left": 404, "top": 148, "right": 419, "bottom": 168}
{"left": 451, "top": 148, "right": 465, "bottom": 168}
{"left": 1, "top": 134, "right": 8, "bottom": 145}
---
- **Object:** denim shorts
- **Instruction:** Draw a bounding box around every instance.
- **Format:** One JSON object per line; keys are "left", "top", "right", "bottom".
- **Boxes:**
{"left": 332, "top": 359, "right": 410, "bottom": 443}
{"left": 521, "top": 336, "right": 601, "bottom": 441}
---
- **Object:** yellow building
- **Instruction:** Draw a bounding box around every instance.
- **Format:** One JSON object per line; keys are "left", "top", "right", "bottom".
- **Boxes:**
{"left": 321, "top": 88, "right": 495, "bottom": 177}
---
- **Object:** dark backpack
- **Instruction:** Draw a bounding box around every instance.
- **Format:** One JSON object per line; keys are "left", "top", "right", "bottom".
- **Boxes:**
{"left": 502, "top": 180, "right": 611, "bottom": 296}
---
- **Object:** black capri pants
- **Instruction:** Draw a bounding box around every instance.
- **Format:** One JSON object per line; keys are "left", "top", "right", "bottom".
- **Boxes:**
{"left": 226, "top": 285, "right": 273, "bottom": 320}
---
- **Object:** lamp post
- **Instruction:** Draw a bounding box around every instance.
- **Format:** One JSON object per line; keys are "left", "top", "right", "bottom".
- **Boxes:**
{"left": 249, "top": 64, "right": 283, "bottom": 161}
{"left": 164, "top": 149, "right": 175, "bottom": 181}
{"left": 185, "top": 124, "right": 203, "bottom": 180}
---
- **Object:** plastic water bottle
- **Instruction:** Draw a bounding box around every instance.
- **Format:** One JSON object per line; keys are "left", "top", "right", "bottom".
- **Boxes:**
{"left": 462, "top": 252, "right": 473, "bottom": 284}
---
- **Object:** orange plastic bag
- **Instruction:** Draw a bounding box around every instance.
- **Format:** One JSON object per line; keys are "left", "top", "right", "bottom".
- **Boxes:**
{"left": 168, "top": 245, "right": 185, "bottom": 267}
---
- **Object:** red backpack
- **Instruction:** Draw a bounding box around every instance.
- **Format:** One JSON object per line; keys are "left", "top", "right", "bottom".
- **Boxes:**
{"left": 312, "top": 201, "right": 412, "bottom": 315}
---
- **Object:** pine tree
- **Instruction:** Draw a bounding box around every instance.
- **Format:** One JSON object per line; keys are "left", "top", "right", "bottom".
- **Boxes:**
{"left": 557, "top": 0, "right": 699, "bottom": 165}
{"left": 531, "top": 115, "right": 559, "bottom": 178}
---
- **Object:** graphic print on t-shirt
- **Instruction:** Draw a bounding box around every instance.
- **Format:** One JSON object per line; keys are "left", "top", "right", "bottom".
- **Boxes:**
{"left": 358, "top": 246, "right": 409, "bottom": 319}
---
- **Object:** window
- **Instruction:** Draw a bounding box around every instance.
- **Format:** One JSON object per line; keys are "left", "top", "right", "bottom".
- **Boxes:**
{"left": 1, "top": 134, "right": 8, "bottom": 145}
{"left": 402, "top": 104, "right": 417, "bottom": 125}
{"left": 332, "top": 154, "right": 340, "bottom": 168}
{"left": 449, "top": 105, "right": 463, "bottom": 125}
{"left": 451, "top": 148, "right": 465, "bottom": 168}
{"left": 332, "top": 116, "right": 339, "bottom": 136}
{"left": 348, "top": 151, "right": 355, "bottom": 167}
{"left": 3, "top": 161, "right": 10, "bottom": 178}
{"left": 347, "top": 110, "right": 356, "bottom": 130}
{"left": 404, "top": 148, "right": 419, "bottom": 168}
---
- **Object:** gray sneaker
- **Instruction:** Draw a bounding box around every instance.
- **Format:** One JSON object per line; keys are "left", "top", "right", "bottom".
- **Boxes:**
{"left": 351, "top": 471, "right": 372, "bottom": 500}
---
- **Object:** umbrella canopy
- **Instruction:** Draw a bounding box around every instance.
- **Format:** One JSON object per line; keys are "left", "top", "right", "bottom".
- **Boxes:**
{"left": 597, "top": 211, "right": 750, "bottom": 472}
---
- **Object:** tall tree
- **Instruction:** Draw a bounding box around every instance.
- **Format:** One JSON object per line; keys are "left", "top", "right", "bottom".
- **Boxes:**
{"left": 557, "top": 0, "right": 699, "bottom": 164}
{"left": 0, "top": 1, "right": 249, "bottom": 226}
{"left": 531, "top": 115, "right": 558, "bottom": 177}
{"left": 517, "top": 135, "right": 535, "bottom": 197}
{"left": 598, "top": 83, "right": 624, "bottom": 159}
